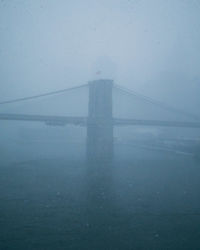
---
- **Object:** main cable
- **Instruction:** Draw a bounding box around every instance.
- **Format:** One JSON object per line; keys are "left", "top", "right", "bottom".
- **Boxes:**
{"left": 114, "top": 84, "right": 200, "bottom": 121}
{"left": 0, "top": 83, "right": 88, "bottom": 105}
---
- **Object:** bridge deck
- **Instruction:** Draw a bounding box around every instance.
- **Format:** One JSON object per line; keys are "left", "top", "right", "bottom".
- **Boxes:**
{"left": 0, "top": 113, "right": 87, "bottom": 126}
{"left": 114, "top": 118, "right": 200, "bottom": 128}
{"left": 1, "top": 113, "right": 200, "bottom": 128}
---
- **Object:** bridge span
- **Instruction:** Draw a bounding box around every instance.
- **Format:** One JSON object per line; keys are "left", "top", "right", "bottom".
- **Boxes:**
{"left": 1, "top": 114, "right": 200, "bottom": 129}
{"left": 0, "top": 79, "right": 200, "bottom": 161}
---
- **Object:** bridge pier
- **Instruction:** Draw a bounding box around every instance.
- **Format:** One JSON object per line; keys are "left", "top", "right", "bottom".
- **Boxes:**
{"left": 86, "top": 79, "right": 113, "bottom": 162}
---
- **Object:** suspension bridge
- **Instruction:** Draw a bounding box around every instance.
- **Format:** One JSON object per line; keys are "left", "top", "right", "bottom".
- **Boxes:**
{"left": 0, "top": 79, "right": 200, "bottom": 161}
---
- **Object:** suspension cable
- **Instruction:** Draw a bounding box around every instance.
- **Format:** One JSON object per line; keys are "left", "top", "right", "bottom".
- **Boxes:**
{"left": 0, "top": 83, "right": 88, "bottom": 105}
{"left": 114, "top": 84, "right": 200, "bottom": 121}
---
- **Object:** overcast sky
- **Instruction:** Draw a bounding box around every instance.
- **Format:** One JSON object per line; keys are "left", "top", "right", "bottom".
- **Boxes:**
{"left": 0, "top": 0, "right": 200, "bottom": 112}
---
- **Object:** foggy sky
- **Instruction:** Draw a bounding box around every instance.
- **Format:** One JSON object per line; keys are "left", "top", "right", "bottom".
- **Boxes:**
{"left": 0, "top": 0, "right": 200, "bottom": 113}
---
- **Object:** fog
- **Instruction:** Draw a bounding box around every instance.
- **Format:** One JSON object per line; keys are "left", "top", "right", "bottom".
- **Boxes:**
{"left": 1, "top": 1, "right": 200, "bottom": 250}
{"left": 1, "top": 0, "right": 200, "bottom": 110}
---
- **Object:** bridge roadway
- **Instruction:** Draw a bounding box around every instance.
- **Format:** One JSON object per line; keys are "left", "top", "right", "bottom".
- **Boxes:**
{"left": 1, "top": 113, "right": 200, "bottom": 128}
{"left": 114, "top": 118, "right": 200, "bottom": 128}
{"left": 0, "top": 113, "right": 87, "bottom": 126}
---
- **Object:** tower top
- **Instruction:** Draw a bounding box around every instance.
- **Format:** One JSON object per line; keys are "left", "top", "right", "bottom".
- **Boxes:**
{"left": 88, "top": 79, "right": 114, "bottom": 85}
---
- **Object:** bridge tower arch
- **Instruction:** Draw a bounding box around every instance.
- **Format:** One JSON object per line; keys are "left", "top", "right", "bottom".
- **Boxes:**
{"left": 87, "top": 79, "right": 113, "bottom": 162}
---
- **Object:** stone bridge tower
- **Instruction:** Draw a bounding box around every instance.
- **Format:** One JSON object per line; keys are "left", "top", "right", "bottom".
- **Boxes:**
{"left": 87, "top": 79, "right": 113, "bottom": 162}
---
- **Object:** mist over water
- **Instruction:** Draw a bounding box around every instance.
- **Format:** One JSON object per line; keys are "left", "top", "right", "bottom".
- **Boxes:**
{"left": 1, "top": 1, "right": 200, "bottom": 250}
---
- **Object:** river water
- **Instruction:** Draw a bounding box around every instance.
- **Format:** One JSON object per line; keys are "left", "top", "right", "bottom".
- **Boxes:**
{"left": 1, "top": 143, "right": 200, "bottom": 250}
